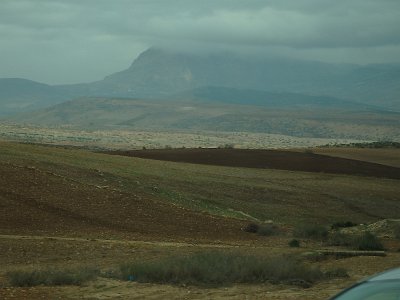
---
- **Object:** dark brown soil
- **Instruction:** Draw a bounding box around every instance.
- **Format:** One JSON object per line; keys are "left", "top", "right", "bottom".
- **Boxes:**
{"left": 0, "top": 162, "right": 253, "bottom": 243}
{"left": 107, "top": 148, "right": 400, "bottom": 179}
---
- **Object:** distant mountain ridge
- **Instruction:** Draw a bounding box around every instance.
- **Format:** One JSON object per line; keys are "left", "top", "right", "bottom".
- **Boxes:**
{"left": 91, "top": 48, "right": 400, "bottom": 109}
{"left": 1, "top": 47, "right": 400, "bottom": 117}
{"left": 0, "top": 78, "right": 72, "bottom": 116}
{"left": 172, "top": 86, "right": 384, "bottom": 111}
{"left": 8, "top": 97, "right": 400, "bottom": 141}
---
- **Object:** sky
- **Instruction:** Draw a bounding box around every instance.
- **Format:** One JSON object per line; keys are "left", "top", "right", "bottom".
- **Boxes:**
{"left": 1, "top": 0, "right": 399, "bottom": 85}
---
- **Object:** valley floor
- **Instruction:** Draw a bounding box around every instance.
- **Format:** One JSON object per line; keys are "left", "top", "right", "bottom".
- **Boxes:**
{"left": 0, "top": 122, "right": 369, "bottom": 150}
{"left": 0, "top": 141, "right": 399, "bottom": 299}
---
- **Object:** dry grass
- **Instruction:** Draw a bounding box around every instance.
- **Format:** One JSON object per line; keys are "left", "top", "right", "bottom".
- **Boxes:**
{"left": 7, "top": 268, "right": 99, "bottom": 287}
{"left": 118, "top": 251, "right": 324, "bottom": 287}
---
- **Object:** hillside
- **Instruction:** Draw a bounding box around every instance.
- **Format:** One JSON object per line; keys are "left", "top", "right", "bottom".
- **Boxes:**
{"left": 0, "top": 142, "right": 249, "bottom": 241}
{"left": 172, "top": 86, "right": 381, "bottom": 110}
{"left": 8, "top": 97, "right": 400, "bottom": 140}
{"left": 0, "top": 78, "right": 72, "bottom": 116}
{"left": 1, "top": 141, "right": 400, "bottom": 299}
{"left": 1, "top": 141, "right": 399, "bottom": 227}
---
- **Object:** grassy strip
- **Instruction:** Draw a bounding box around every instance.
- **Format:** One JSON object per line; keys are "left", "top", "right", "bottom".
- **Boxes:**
{"left": 6, "top": 268, "right": 99, "bottom": 287}
{"left": 118, "top": 251, "right": 324, "bottom": 287}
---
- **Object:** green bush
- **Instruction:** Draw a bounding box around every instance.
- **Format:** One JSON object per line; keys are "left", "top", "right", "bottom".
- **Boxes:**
{"left": 353, "top": 232, "right": 384, "bottom": 251}
{"left": 293, "top": 224, "right": 328, "bottom": 240}
{"left": 119, "top": 251, "right": 323, "bottom": 286}
{"left": 289, "top": 239, "right": 300, "bottom": 248}
{"left": 257, "top": 224, "right": 280, "bottom": 236}
{"left": 331, "top": 221, "right": 357, "bottom": 230}
{"left": 243, "top": 223, "right": 280, "bottom": 236}
{"left": 243, "top": 223, "right": 259, "bottom": 233}
{"left": 7, "top": 268, "right": 99, "bottom": 287}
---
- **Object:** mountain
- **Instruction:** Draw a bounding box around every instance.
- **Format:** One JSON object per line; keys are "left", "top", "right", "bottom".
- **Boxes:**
{"left": 83, "top": 48, "right": 355, "bottom": 98}
{"left": 1, "top": 47, "right": 400, "bottom": 118}
{"left": 0, "top": 78, "right": 73, "bottom": 116}
{"left": 87, "top": 48, "right": 400, "bottom": 110}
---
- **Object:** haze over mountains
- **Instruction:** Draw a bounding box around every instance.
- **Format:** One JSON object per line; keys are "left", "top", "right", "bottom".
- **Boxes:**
{"left": 90, "top": 48, "right": 400, "bottom": 110}
{"left": 1, "top": 47, "right": 400, "bottom": 115}
{"left": 1, "top": 47, "right": 400, "bottom": 140}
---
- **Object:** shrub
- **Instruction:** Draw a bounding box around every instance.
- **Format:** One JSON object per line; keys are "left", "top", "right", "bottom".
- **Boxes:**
{"left": 257, "top": 224, "right": 280, "bottom": 236}
{"left": 7, "top": 268, "right": 99, "bottom": 287}
{"left": 119, "top": 251, "right": 323, "bottom": 286}
{"left": 289, "top": 239, "right": 300, "bottom": 247}
{"left": 331, "top": 221, "right": 357, "bottom": 230}
{"left": 293, "top": 224, "right": 328, "bottom": 240}
{"left": 243, "top": 223, "right": 280, "bottom": 236}
{"left": 353, "top": 232, "right": 384, "bottom": 251}
{"left": 243, "top": 223, "right": 259, "bottom": 233}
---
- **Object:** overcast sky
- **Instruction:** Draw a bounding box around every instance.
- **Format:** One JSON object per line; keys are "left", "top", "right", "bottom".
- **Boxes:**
{"left": 1, "top": 0, "right": 399, "bottom": 85}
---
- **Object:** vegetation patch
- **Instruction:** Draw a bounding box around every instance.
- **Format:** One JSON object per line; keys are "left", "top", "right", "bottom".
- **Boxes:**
{"left": 353, "top": 231, "right": 384, "bottom": 251}
{"left": 257, "top": 224, "right": 281, "bottom": 236}
{"left": 6, "top": 268, "right": 99, "bottom": 287}
{"left": 293, "top": 224, "right": 328, "bottom": 240}
{"left": 243, "top": 223, "right": 260, "bottom": 233}
{"left": 118, "top": 251, "right": 324, "bottom": 287}
{"left": 243, "top": 223, "right": 281, "bottom": 236}
{"left": 289, "top": 239, "right": 301, "bottom": 248}
{"left": 331, "top": 221, "right": 357, "bottom": 230}
{"left": 327, "top": 231, "right": 384, "bottom": 251}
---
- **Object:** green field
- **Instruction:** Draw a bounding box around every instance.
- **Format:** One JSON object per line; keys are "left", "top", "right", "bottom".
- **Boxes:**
{"left": 1, "top": 141, "right": 399, "bottom": 299}
{"left": 1, "top": 141, "right": 399, "bottom": 226}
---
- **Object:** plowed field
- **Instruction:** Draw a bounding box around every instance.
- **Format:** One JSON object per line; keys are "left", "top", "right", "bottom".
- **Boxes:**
{"left": 0, "top": 162, "right": 251, "bottom": 242}
{"left": 108, "top": 148, "right": 400, "bottom": 179}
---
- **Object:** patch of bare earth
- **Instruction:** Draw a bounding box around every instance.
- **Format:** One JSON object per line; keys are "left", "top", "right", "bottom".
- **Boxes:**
{"left": 107, "top": 148, "right": 400, "bottom": 179}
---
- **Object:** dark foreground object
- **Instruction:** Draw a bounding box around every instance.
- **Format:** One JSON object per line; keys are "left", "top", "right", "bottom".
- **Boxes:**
{"left": 107, "top": 148, "right": 400, "bottom": 179}
{"left": 330, "top": 267, "right": 400, "bottom": 299}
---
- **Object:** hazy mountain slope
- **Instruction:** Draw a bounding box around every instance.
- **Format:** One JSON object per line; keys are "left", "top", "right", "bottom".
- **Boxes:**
{"left": 172, "top": 86, "right": 382, "bottom": 110}
{"left": 340, "top": 64, "right": 400, "bottom": 109}
{"left": 1, "top": 48, "right": 399, "bottom": 118}
{"left": 92, "top": 48, "right": 400, "bottom": 110}
{"left": 94, "top": 48, "right": 354, "bottom": 98}
{"left": 9, "top": 97, "right": 400, "bottom": 140}
{"left": 0, "top": 78, "right": 72, "bottom": 116}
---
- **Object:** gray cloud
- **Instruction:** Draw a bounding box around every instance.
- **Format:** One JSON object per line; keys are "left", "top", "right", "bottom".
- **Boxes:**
{"left": 0, "top": 0, "right": 399, "bottom": 84}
